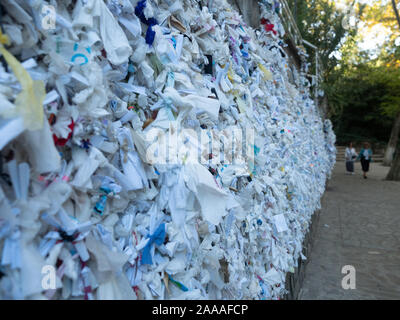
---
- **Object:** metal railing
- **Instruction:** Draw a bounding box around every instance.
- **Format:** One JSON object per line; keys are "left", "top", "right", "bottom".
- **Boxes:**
{"left": 279, "top": 0, "right": 303, "bottom": 47}
{"left": 278, "top": 0, "right": 322, "bottom": 107}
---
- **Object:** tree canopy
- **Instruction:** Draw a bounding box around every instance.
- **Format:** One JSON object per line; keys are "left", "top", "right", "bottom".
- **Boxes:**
{"left": 287, "top": 0, "right": 400, "bottom": 147}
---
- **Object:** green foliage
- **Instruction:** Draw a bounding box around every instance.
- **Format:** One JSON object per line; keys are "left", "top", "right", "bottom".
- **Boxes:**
{"left": 287, "top": 0, "right": 358, "bottom": 76}
{"left": 377, "top": 68, "right": 400, "bottom": 117}
{"left": 285, "top": 0, "right": 400, "bottom": 146}
{"left": 330, "top": 63, "right": 400, "bottom": 144}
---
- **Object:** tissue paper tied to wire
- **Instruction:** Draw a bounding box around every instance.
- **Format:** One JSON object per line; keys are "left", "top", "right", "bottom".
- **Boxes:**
{"left": 0, "top": 0, "right": 336, "bottom": 300}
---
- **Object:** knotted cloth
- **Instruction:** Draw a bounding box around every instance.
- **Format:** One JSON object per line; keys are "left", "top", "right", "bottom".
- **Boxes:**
{"left": 135, "top": 0, "right": 158, "bottom": 45}
{"left": 141, "top": 223, "right": 166, "bottom": 265}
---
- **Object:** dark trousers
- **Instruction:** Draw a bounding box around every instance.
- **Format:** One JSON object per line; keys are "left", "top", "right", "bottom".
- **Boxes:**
{"left": 346, "top": 161, "right": 354, "bottom": 172}
{"left": 360, "top": 158, "right": 370, "bottom": 172}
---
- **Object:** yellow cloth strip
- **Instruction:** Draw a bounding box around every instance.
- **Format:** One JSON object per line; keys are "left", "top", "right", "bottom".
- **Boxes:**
{"left": 0, "top": 29, "right": 45, "bottom": 130}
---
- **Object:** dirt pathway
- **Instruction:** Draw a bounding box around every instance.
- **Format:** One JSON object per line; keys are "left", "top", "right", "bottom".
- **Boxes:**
{"left": 299, "top": 162, "right": 400, "bottom": 299}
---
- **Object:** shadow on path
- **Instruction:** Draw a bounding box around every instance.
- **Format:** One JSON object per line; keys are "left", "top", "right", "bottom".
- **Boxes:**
{"left": 299, "top": 162, "right": 400, "bottom": 299}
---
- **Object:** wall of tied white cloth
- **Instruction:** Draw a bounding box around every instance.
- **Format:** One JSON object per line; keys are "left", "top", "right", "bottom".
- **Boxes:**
{"left": 0, "top": 0, "right": 336, "bottom": 300}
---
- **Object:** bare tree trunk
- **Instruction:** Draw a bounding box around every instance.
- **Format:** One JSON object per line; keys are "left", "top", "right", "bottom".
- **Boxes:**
{"left": 386, "top": 148, "right": 400, "bottom": 180}
{"left": 383, "top": 112, "right": 400, "bottom": 166}
{"left": 386, "top": 1, "right": 400, "bottom": 180}
{"left": 392, "top": 0, "right": 400, "bottom": 27}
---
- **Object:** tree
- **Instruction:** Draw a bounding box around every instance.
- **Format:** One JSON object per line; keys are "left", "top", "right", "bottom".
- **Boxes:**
{"left": 382, "top": 106, "right": 400, "bottom": 166}
{"left": 330, "top": 63, "right": 394, "bottom": 145}
{"left": 287, "top": 0, "right": 363, "bottom": 118}
{"left": 386, "top": 0, "right": 400, "bottom": 179}
{"left": 365, "top": 64, "right": 400, "bottom": 165}
{"left": 287, "top": 0, "right": 353, "bottom": 75}
{"left": 286, "top": 1, "right": 400, "bottom": 181}
{"left": 386, "top": 149, "right": 400, "bottom": 180}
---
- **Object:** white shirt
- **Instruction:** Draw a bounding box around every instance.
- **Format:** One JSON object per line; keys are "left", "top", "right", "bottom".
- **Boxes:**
{"left": 345, "top": 147, "right": 356, "bottom": 161}
{"left": 363, "top": 149, "right": 369, "bottom": 160}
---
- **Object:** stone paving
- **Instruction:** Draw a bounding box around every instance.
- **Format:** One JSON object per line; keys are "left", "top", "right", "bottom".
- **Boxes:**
{"left": 299, "top": 162, "right": 400, "bottom": 299}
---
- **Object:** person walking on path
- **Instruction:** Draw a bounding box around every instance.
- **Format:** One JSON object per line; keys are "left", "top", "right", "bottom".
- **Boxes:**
{"left": 357, "top": 142, "right": 373, "bottom": 179}
{"left": 345, "top": 142, "right": 357, "bottom": 174}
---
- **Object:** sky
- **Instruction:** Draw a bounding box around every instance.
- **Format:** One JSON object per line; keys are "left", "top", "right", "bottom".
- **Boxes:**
{"left": 358, "top": 23, "right": 391, "bottom": 52}
{"left": 357, "top": 0, "right": 392, "bottom": 53}
{"left": 333, "top": 0, "right": 398, "bottom": 59}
